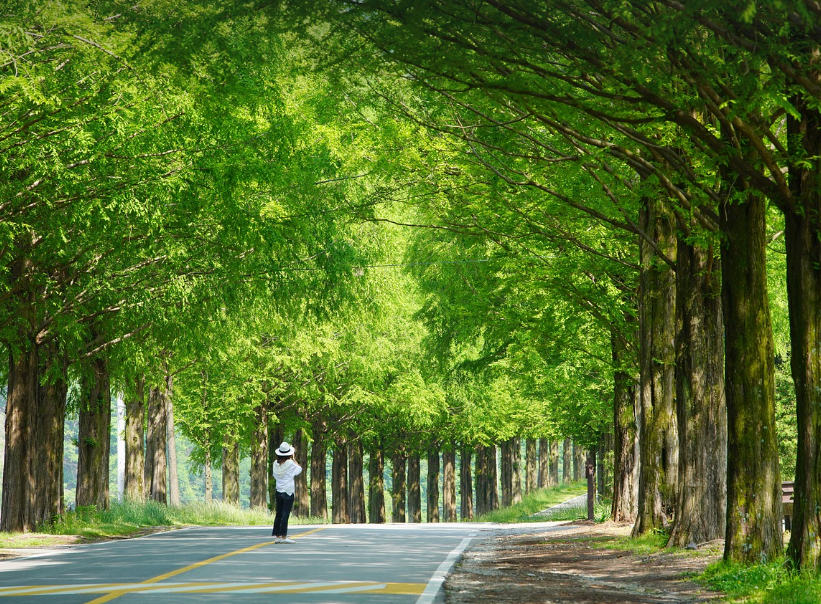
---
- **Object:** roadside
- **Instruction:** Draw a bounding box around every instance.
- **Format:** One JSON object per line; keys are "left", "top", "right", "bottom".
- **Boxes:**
{"left": 446, "top": 521, "right": 722, "bottom": 604}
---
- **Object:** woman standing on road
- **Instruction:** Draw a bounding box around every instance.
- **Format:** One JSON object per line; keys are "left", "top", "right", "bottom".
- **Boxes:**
{"left": 272, "top": 441, "right": 303, "bottom": 544}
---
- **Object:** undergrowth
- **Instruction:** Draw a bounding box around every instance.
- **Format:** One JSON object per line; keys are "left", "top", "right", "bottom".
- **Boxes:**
{"left": 700, "top": 560, "right": 821, "bottom": 604}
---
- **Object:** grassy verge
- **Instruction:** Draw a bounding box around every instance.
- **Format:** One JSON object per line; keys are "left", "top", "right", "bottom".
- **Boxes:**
{"left": 472, "top": 482, "right": 588, "bottom": 523}
{"left": 700, "top": 560, "right": 821, "bottom": 604}
{"left": 0, "top": 501, "right": 325, "bottom": 549}
{"left": 584, "top": 527, "right": 821, "bottom": 604}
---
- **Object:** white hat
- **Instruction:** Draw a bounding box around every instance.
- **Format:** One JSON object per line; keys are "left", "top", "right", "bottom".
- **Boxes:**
{"left": 275, "top": 441, "right": 295, "bottom": 456}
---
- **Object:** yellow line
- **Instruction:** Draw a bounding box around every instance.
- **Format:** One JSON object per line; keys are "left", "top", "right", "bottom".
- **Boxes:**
{"left": 82, "top": 526, "right": 329, "bottom": 604}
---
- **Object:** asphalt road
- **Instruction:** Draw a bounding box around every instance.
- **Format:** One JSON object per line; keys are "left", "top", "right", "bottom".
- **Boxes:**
{"left": 0, "top": 523, "right": 505, "bottom": 604}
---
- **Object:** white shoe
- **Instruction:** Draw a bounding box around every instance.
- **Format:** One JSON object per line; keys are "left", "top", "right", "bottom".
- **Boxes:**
{"left": 281, "top": 537, "right": 296, "bottom": 544}
{"left": 274, "top": 537, "right": 282, "bottom": 543}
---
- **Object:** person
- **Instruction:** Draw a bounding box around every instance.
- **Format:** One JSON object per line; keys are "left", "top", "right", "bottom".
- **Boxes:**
{"left": 271, "top": 441, "right": 302, "bottom": 544}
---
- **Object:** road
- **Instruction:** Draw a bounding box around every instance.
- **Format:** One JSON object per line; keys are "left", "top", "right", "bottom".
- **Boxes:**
{"left": 0, "top": 523, "right": 518, "bottom": 604}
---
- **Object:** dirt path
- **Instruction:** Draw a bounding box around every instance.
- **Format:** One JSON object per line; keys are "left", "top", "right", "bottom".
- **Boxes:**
{"left": 446, "top": 522, "right": 722, "bottom": 604}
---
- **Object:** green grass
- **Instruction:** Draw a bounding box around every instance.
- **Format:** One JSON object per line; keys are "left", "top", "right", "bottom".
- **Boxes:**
{"left": 472, "top": 482, "right": 588, "bottom": 523}
{"left": 699, "top": 560, "right": 821, "bottom": 604}
{"left": 0, "top": 501, "right": 325, "bottom": 549}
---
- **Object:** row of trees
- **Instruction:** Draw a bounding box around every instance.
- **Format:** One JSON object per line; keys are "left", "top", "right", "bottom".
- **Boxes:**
{"left": 290, "top": 0, "right": 820, "bottom": 570}
{"left": 2, "top": 0, "right": 815, "bottom": 575}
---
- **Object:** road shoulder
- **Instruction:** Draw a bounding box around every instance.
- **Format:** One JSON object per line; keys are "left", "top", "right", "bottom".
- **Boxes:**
{"left": 445, "top": 521, "right": 722, "bottom": 603}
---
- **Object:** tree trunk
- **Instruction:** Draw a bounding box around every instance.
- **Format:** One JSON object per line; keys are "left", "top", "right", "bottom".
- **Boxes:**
{"left": 391, "top": 450, "right": 406, "bottom": 523}
{"left": 549, "top": 440, "right": 559, "bottom": 487}
{"left": 562, "top": 439, "right": 572, "bottom": 483}
{"left": 124, "top": 376, "right": 145, "bottom": 502}
{"left": 487, "top": 445, "right": 499, "bottom": 510}
{"left": 165, "top": 372, "right": 180, "bottom": 507}
{"left": 633, "top": 199, "right": 679, "bottom": 537}
{"left": 474, "top": 445, "right": 486, "bottom": 515}
{"left": 250, "top": 403, "right": 268, "bottom": 509}
{"left": 460, "top": 446, "right": 473, "bottom": 520}
{"left": 501, "top": 440, "right": 512, "bottom": 507}
{"left": 407, "top": 454, "right": 422, "bottom": 523}
{"left": 332, "top": 443, "right": 349, "bottom": 523}
{"left": 349, "top": 441, "right": 366, "bottom": 523}
{"left": 427, "top": 449, "right": 440, "bottom": 522}
{"left": 145, "top": 386, "right": 167, "bottom": 504}
{"left": 368, "top": 448, "right": 386, "bottom": 523}
{"left": 1, "top": 339, "right": 38, "bottom": 532}
{"left": 204, "top": 446, "right": 212, "bottom": 504}
{"left": 294, "top": 428, "right": 309, "bottom": 517}
{"left": 310, "top": 420, "right": 328, "bottom": 519}
{"left": 222, "top": 437, "right": 239, "bottom": 505}
{"left": 512, "top": 438, "right": 522, "bottom": 505}
{"left": 33, "top": 343, "right": 67, "bottom": 526}
{"left": 785, "top": 87, "right": 821, "bottom": 572}
{"left": 77, "top": 356, "right": 112, "bottom": 510}
{"left": 573, "top": 442, "right": 585, "bottom": 482}
{"left": 443, "top": 448, "right": 457, "bottom": 521}
{"left": 526, "top": 439, "right": 538, "bottom": 493}
{"left": 612, "top": 327, "right": 640, "bottom": 523}
{"left": 538, "top": 439, "right": 550, "bottom": 488}
{"left": 669, "top": 238, "right": 727, "bottom": 547}
{"left": 721, "top": 189, "right": 782, "bottom": 562}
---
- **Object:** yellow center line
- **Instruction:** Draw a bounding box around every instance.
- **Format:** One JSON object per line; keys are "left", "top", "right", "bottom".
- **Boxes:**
{"left": 82, "top": 526, "right": 330, "bottom": 604}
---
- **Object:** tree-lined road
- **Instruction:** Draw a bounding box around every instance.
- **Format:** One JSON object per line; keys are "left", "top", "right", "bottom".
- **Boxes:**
{"left": 0, "top": 524, "right": 562, "bottom": 604}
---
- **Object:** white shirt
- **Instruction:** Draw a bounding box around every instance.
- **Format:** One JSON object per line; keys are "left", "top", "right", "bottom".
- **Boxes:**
{"left": 272, "top": 459, "right": 302, "bottom": 495}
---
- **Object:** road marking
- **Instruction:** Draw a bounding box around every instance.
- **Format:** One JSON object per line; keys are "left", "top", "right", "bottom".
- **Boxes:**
{"left": 0, "top": 580, "right": 425, "bottom": 597}
{"left": 415, "top": 533, "right": 476, "bottom": 604}
{"left": 79, "top": 526, "right": 330, "bottom": 604}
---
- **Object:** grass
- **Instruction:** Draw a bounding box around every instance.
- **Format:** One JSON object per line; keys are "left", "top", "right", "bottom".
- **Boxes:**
{"left": 472, "top": 482, "right": 588, "bottom": 523}
{"left": 699, "top": 560, "right": 821, "bottom": 604}
{"left": 0, "top": 501, "right": 325, "bottom": 549}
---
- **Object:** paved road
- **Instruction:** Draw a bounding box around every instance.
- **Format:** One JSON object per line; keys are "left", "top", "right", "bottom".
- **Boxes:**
{"left": 0, "top": 523, "right": 521, "bottom": 604}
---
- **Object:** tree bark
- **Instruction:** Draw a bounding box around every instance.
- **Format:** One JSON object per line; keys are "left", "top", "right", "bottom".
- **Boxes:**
{"left": 349, "top": 441, "right": 366, "bottom": 523}
{"left": 612, "top": 327, "right": 640, "bottom": 523}
{"left": 250, "top": 402, "right": 268, "bottom": 509}
{"left": 474, "top": 445, "right": 486, "bottom": 515}
{"left": 721, "top": 189, "right": 782, "bottom": 562}
{"left": 549, "top": 440, "right": 559, "bottom": 487}
{"left": 785, "top": 82, "right": 821, "bottom": 571}
{"left": 562, "top": 439, "right": 572, "bottom": 483}
{"left": 165, "top": 371, "right": 180, "bottom": 507}
{"left": 76, "top": 356, "right": 111, "bottom": 510}
{"left": 487, "top": 445, "right": 499, "bottom": 510}
{"left": 145, "top": 386, "right": 167, "bottom": 505}
{"left": 294, "top": 428, "right": 309, "bottom": 517}
{"left": 332, "top": 442, "right": 349, "bottom": 523}
{"left": 633, "top": 198, "right": 679, "bottom": 537}
{"left": 204, "top": 446, "right": 212, "bottom": 504}
{"left": 526, "top": 439, "right": 538, "bottom": 493}
{"left": 443, "top": 448, "right": 457, "bottom": 521}
{"left": 538, "top": 439, "right": 550, "bottom": 488}
{"left": 368, "top": 448, "right": 386, "bottom": 523}
{"left": 391, "top": 450, "right": 406, "bottom": 523}
{"left": 501, "top": 439, "right": 513, "bottom": 507}
{"left": 310, "top": 419, "right": 328, "bottom": 519}
{"left": 124, "top": 376, "right": 145, "bottom": 502}
{"left": 573, "top": 442, "right": 585, "bottom": 482}
{"left": 460, "top": 446, "right": 473, "bottom": 520}
{"left": 222, "top": 437, "right": 239, "bottom": 505}
{"left": 33, "top": 342, "right": 67, "bottom": 526}
{"left": 407, "top": 453, "right": 422, "bottom": 523}
{"left": 669, "top": 238, "right": 727, "bottom": 547}
{"left": 427, "top": 449, "right": 440, "bottom": 522}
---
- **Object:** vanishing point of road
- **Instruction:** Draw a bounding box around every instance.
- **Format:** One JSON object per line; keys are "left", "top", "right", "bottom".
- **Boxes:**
{"left": 0, "top": 522, "right": 564, "bottom": 604}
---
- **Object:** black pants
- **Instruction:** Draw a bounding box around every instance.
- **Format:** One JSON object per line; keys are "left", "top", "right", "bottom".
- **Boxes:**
{"left": 273, "top": 491, "right": 295, "bottom": 537}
